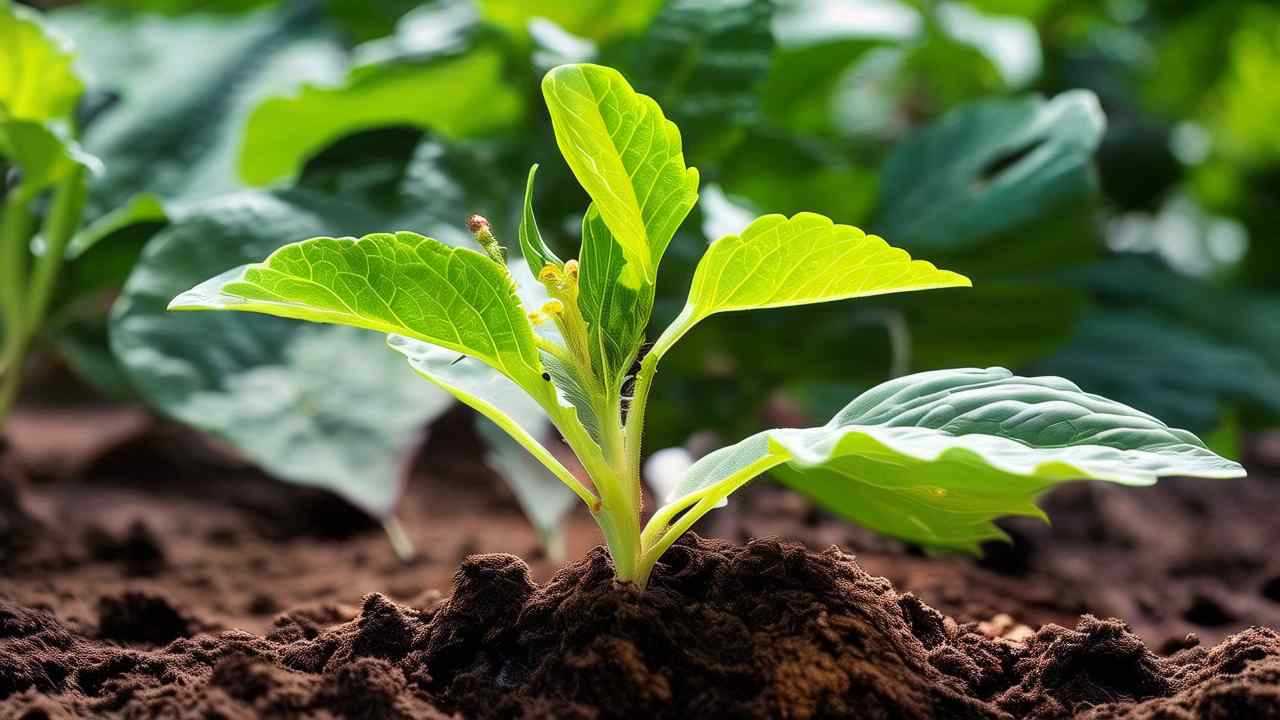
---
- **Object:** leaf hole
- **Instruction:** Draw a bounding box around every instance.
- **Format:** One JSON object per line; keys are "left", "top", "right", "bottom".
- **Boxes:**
{"left": 974, "top": 138, "right": 1044, "bottom": 189}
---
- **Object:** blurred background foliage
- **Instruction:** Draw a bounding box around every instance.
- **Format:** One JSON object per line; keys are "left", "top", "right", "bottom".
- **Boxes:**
{"left": 23, "top": 0, "right": 1280, "bottom": 461}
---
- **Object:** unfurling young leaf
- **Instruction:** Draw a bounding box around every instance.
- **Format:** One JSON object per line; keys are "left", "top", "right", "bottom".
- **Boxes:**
{"left": 172, "top": 62, "right": 1244, "bottom": 590}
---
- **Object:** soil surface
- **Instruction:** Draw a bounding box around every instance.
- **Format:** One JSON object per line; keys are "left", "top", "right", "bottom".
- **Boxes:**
{"left": 1, "top": 407, "right": 1279, "bottom": 717}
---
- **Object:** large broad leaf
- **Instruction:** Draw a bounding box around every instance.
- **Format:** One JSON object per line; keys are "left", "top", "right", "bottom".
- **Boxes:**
{"left": 653, "top": 212, "right": 971, "bottom": 357}
{"left": 49, "top": 5, "right": 345, "bottom": 211}
{"left": 541, "top": 63, "right": 700, "bottom": 289}
{"left": 112, "top": 190, "right": 454, "bottom": 517}
{"left": 875, "top": 90, "right": 1105, "bottom": 258}
{"left": 1031, "top": 309, "right": 1280, "bottom": 436}
{"left": 609, "top": 0, "right": 774, "bottom": 159}
{"left": 659, "top": 367, "right": 1243, "bottom": 552}
{"left": 0, "top": 2, "right": 81, "bottom": 122}
{"left": 239, "top": 46, "right": 523, "bottom": 185}
{"left": 170, "top": 231, "right": 547, "bottom": 393}
{"left": 478, "top": 0, "right": 663, "bottom": 42}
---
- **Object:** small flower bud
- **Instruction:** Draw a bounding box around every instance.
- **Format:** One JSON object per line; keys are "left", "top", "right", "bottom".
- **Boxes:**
{"left": 564, "top": 259, "right": 580, "bottom": 281}
{"left": 527, "top": 310, "right": 547, "bottom": 325}
{"left": 468, "top": 214, "right": 505, "bottom": 264}
{"left": 538, "top": 264, "right": 561, "bottom": 284}
{"left": 541, "top": 299, "right": 565, "bottom": 315}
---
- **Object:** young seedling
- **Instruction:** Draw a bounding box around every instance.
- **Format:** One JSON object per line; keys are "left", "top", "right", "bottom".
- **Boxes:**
{"left": 172, "top": 64, "right": 1244, "bottom": 588}
{"left": 0, "top": 1, "right": 101, "bottom": 425}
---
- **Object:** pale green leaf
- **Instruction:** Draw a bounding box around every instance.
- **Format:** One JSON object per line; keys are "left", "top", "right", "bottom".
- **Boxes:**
{"left": 240, "top": 47, "right": 522, "bottom": 185}
{"left": 652, "top": 212, "right": 971, "bottom": 357}
{"left": 169, "top": 231, "right": 545, "bottom": 390}
{"left": 517, "top": 164, "right": 562, "bottom": 276}
{"left": 657, "top": 367, "right": 1244, "bottom": 552}
{"left": 0, "top": 3, "right": 82, "bottom": 122}
{"left": 387, "top": 334, "right": 591, "bottom": 506}
{"left": 541, "top": 63, "right": 700, "bottom": 288}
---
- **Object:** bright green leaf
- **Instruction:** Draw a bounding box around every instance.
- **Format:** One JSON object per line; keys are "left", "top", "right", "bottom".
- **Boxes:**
{"left": 240, "top": 47, "right": 523, "bottom": 185}
{"left": 541, "top": 63, "right": 700, "bottom": 288}
{"left": 517, "top": 164, "right": 562, "bottom": 276}
{"left": 0, "top": 3, "right": 82, "bottom": 122}
{"left": 169, "top": 231, "right": 546, "bottom": 391}
{"left": 578, "top": 206, "right": 653, "bottom": 388}
{"left": 658, "top": 367, "right": 1244, "bottom": 552}
{"left": 653, "top": 212, "right": 971, "bottom": 357}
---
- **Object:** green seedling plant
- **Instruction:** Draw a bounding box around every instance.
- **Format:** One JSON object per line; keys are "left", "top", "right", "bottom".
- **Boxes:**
{"left": 0, "top": 1, "right": 99, "bottom": 424}
{"left": 172, "top": 63, "right": 1244, "bottom": 588}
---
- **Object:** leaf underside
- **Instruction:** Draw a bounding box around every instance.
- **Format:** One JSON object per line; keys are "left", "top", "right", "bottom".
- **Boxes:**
{"left": 663, "top": 367, "right": 1244, "bottom": 551}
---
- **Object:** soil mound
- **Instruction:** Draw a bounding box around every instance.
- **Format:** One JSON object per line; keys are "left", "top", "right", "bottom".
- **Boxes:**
{"left": 3, "top": 535, "right": 1278, "bottom": 719}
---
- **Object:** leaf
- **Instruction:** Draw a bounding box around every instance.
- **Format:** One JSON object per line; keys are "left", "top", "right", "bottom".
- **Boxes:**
{"left": 653, "top": 212, "right": 971, "bottom": 357}
{"left": 577, "top": 206, "right": 653, "bottom": 387}
{"left": 659, "top": 367, "right": 1244, "bottom": 552}
{"left": 517, "top": 164, "right": 562, "bottom": 275}
{"left": 170, "top": 231, "right": 546, "bottom": 392}
{"left": 67, "top": 193, "right": 167, "bottom": 258}
{"left": 0, "top": 2, "right": 82, "bottom": 122}
{"left": 240, "top": 47, "right": 523, "bottom": 185}
{"left": 478, "top": 0, "right": 663, "bottom": 42}
{"left": 0, "top": 120, "right": 99, "bottom": 197}
{"left": 112, "top": 189, "right": 455, "bottom": 517}
{"left": 49, "top": 5, "right": 345, "bottom": 210}
{"left": 386, "top": 334, "right": 589, "bottom": 503}
{"left": 875, "top": 90, "right": 1105, "bottom": 257}
{"left": 541, "top": 63, "right": 700, "bottom": 288}
{"left": 611, "top": 0, "right": 774, "bottom": 158}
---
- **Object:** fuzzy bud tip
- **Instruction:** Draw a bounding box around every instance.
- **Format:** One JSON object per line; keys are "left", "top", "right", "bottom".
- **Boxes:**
{"left": 466, "top": 214, "right": 490, "bottom": 234}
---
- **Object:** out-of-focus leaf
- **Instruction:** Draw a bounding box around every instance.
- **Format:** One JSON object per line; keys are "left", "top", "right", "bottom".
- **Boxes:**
{"left": 49, "top": 4, "right": 345, "bottom": 210}
{"left": 659, "top": 367, "right": 1243, "bottom": 552}
{"left": 0, "top": 2, "right": 82, "bottom": 122}
{"left": 718, "top": 132, "right": 879, "bottom": 224}
{"left": 875, "top": 90, "right": 1105, "bottom": 258}
{"left": 478, "top": 0, "right": 663, "bottom": 42}
{"left": 1031, "top": 309, "right": 1280, "bottom": 436}
{"left": 0, "top": 120, "right": 99, "bottom": 197}
{"left": 240, "top": 46, "right": 523, "bottom": 185}
{"left": 112, "top": 190, "right": 453, "bottom": 517}
{"left": 610, "top": 0, "right": 774, "bottom": 159}
{"left": 67, "top": 193, "right": 167, "bottom": 258}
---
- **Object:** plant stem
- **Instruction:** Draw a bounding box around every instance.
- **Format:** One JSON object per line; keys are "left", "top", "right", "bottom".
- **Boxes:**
{"left": 26, "top": 168, "right": 87, "bottom": 333}
{"left": 0, "top": 190, "right": 35, "bottom": 424}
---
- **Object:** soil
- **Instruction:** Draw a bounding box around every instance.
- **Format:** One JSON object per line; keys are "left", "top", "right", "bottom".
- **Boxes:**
{"left": 1, "top": 406, "right": 1279, "bottom": 718}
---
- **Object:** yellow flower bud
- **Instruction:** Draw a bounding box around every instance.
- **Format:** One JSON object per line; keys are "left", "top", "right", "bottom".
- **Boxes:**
{"left": 541, "top": 299, "right": 565, "bottom": 315}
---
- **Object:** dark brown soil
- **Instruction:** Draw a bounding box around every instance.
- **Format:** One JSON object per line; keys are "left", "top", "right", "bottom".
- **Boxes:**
{"left": 2, "top": 408, "right": 1279, "bottom": 717}
{"left": 3, "top": 535, "right": 1279, "bottom": 719}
